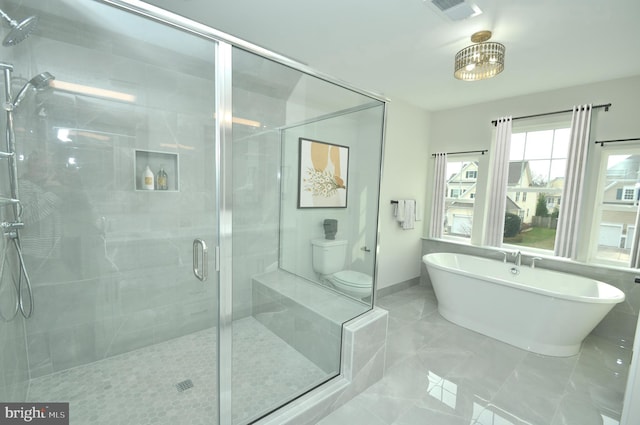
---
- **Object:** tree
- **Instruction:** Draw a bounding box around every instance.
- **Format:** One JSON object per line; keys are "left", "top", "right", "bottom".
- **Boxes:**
{"left": 504, "top": 212, "right": 521, "bottom": 238}
{"left": 535, "top": 193, "right": 549, "bottom": 217}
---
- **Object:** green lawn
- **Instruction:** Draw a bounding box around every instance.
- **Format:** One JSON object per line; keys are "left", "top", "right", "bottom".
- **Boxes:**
{"left": 504, "top": 226, "right": 556, "bottom": 250}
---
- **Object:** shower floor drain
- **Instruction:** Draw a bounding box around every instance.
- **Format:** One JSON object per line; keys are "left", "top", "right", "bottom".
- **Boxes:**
{"left": 176, "top": 379, "right": 194, "bottom": 392}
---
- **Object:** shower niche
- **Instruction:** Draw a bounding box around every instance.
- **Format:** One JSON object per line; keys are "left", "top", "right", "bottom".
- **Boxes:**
{"left": 134, "top": 149, "right": 179, "bottom": 191}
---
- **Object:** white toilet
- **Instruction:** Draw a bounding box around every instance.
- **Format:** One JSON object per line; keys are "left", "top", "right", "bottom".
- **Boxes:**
{"left": 311, "top": 239, "right": 372, "bottom": 299}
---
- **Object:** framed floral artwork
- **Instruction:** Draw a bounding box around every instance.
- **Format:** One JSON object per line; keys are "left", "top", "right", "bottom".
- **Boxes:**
{"left": 298, "top": 138, "right": 349, "bottom": 208}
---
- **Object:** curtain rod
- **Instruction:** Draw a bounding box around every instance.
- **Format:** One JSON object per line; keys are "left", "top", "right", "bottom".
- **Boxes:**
{"left": 594, "top": 137, "right": 640, "bottom": 147}
{"left": 491, "top": 103, "right": 611, "bottom": 126}
{"left": 432, "top": 149, "right": 487, "bottom": 157}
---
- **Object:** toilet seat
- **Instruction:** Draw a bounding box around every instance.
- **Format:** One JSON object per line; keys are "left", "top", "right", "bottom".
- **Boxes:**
{"left": 332, "top": 270, "right": 372, "bottom": 288}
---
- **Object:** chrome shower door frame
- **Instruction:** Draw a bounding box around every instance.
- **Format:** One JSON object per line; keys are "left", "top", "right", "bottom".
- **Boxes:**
{"left": 216, "top": 41, "right": 233, "bottom": 425}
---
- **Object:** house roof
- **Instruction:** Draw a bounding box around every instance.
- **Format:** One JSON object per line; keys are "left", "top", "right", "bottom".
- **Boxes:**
{"left": 607, "top": 155, "right": 640, "bottom": 178}
{"left": 446, "top": 200, "right": 474, "bottom": 209}
{"left": 447, "top": 161, "right": 479, "bottom": 182}
{"left": 505, "top": 196, "right": 521, "bottom": 212}
{"left": 508, "top": 161, "right": 528, "bottom": 186}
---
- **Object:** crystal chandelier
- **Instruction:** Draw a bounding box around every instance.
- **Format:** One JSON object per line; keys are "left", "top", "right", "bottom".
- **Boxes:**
{"left": 454, "top": 30, "right": 505, "bottom": 81}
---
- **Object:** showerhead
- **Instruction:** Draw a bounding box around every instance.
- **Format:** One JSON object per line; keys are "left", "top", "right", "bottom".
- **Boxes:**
{"left": 0, "top": 9, "right": 38, "bottom": 47}
{"left": 12, "top": 72, "right": 55, "bottom": 109}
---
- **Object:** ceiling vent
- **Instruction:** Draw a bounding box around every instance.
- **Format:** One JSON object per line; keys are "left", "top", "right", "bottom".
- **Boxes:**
{"left": 427, "top": 0, "right": 482, "bottom": 21}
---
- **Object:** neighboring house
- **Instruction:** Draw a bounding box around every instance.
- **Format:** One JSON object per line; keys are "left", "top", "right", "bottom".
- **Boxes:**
{"left": 599, "top": 155, "right": 640, "bottom": 248}
{"left": 444, "top": 160, "right": 565, "bottom": 236}
{"left": 444, "top": 162, "right": 478, "bottom": 236}
{"left": 546, "top": 177, "right": 564, "bottom": 213}
{"left": 506, "top": 161, "right": 537, "bottom": 224}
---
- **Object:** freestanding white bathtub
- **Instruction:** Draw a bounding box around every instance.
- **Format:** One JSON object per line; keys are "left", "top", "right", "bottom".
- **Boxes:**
{"left": 422, "top": 252, "right": 625, "bottom": 357}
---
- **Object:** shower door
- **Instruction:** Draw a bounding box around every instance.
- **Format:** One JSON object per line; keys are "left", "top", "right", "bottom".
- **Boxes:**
{"left": 223, "top": 45, "right": 385, "bottom": 424}
{"left": 1, "top": 1, "right": 221, "bottom": 424}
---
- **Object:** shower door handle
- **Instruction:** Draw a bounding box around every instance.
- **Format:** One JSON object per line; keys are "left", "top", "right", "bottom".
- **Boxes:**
{"left": 193, "top": 238, "right": 208, "bottom": 282}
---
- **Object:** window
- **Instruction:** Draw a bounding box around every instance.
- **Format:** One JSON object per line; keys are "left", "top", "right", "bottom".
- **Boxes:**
{"left": 623, "top": 186, "right": 636, "bottom": 201}
{"left": 592, "top": 151, "right": 640, "bottom": 266}
{"left": 503, "top": 128, "right": 570, "bottom": 251}
{"left": 444, "top": 160, "right": 479, "bottom": 239}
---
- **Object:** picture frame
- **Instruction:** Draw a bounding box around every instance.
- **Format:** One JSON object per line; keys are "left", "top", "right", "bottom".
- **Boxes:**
{"left": 298, "top": 138, "right": 349, "bottom": 208}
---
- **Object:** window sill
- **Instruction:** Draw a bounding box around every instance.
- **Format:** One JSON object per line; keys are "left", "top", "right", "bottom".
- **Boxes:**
{"left": 423, "top": 237, "right": 639, "bottom": 274}
{"left": 501, "top": 243, "right": 554, "bottom": 258}
{"left": 439, "top": 235, "right": 472, "bottom": 244}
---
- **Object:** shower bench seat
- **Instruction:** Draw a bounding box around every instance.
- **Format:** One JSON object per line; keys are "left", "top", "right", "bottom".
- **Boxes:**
{"left": 252, "top": 270, "right": 369, "bottom": 372}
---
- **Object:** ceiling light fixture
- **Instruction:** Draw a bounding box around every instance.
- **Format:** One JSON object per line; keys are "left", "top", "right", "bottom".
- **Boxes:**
{"left": 50, "top": 80, "right": 136, "bottom": 103}
{"left": 454, "top": 30, "right": 505, "bottom": 81}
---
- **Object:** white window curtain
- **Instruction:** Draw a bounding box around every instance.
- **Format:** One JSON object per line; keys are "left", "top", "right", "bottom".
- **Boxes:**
{"left": 630, "top": 205, "right": 640, "bottom": 268}
{"left": 554, "top": 104, "right": 593, "bottom": 259}
{"left": 483, "top": 117, "right": 512, "bottom": 247}
{"left": 429, "top": 152, "right": 447, "bottom": 238}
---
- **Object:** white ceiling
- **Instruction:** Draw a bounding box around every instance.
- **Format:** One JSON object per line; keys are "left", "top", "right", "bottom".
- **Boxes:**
{"left": 127, "top": 0, "right": 640, "bottom": 111}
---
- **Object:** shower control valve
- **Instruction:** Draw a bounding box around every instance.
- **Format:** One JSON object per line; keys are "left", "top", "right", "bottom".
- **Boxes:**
{"left": 1, "top": 221, "right": 23, "bottom": 231}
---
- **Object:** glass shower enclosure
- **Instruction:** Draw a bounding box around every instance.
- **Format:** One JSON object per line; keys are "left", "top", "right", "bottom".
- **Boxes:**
{"left": 0, "top": 1, "right": 386, "bottom": 424}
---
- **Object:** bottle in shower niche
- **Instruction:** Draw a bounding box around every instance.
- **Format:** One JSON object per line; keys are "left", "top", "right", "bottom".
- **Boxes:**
{"left": 157, "top": 165, "right": 168, "bottom": 190}
{"left": 142, "top": 165, "right": 154, "bottom": 190}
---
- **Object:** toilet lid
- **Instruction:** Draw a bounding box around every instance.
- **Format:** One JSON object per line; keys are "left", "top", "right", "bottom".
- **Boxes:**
{"left": 333, "top": 270, "right": 371, "bottom": 287}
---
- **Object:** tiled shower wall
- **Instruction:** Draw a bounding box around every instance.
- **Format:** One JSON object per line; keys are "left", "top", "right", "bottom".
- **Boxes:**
{"left": 0, "top": 306, "right": 29, "bottom": 401}
{"left": 5, "top": 8, "right": 220, "bottom": 379}
{"left": 421, "top": 238, "right": 640, "bottom": 346}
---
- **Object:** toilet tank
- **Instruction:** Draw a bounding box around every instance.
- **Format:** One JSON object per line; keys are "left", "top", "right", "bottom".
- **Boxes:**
{"left": 311, "top": 239, "right": 347, "bottom": 274}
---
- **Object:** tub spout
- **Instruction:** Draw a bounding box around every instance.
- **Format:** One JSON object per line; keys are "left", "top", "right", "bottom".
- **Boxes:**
{"left": 512, "top": 251, "right": 522, "bottom": 266}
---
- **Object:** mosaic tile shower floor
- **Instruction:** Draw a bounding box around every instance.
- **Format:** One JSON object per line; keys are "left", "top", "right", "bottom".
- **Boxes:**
{"left": 27, "top": 317, "right": 328, "bottom": 425}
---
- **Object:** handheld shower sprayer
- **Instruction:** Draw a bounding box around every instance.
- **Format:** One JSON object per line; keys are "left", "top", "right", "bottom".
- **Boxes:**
{"left": 0, "top": 63, "right": 53, "bottom": 321}
{"left": 0, "top": 8, "right": 38, "bottom": 47}
{"left": 11, "top": 72, "right": 55, "bottom": 109}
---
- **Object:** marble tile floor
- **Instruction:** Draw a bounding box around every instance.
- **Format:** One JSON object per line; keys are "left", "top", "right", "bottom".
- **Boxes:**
{"left": 319, "top": 284, "right": 631, "bottom": 425}
{"left": 27, "top": 317, "right": 328, "bottom": 425}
